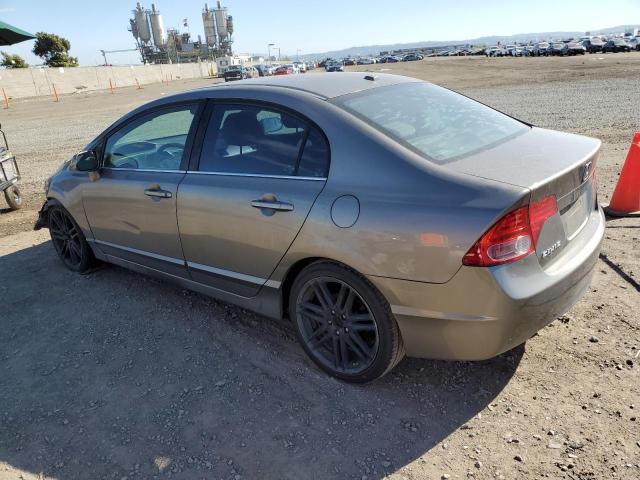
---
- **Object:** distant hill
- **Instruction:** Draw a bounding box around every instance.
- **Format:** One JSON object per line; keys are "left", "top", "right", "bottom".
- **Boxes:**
{"left": 302, "top": 24, "right": 640, "bottom": 59}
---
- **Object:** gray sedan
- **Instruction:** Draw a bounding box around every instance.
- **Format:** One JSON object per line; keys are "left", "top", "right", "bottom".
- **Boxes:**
{"left": 36, "top": 73, "right": 604, "bottom": 383}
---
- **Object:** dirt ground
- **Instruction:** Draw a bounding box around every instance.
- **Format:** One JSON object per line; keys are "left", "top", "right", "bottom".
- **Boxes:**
{"left": 0, "top": 54, "right": 638, "bottom": 480}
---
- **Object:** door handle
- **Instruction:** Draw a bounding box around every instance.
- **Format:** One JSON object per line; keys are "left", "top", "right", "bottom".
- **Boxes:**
{"left": 251, "top": 199, "right": 294, "bottom": 212}
{"left": 144, "top": 188, "right": 172, "bottom": 198}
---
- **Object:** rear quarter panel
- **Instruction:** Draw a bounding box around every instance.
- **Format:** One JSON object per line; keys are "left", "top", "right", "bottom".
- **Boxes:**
{"left": 269, "top": 101, "right": 527, "bottom": 284}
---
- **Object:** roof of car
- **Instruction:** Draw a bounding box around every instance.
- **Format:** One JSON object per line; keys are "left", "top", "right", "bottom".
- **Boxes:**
{"left": 209, "top": 72, "right": 420, "bottom": 100}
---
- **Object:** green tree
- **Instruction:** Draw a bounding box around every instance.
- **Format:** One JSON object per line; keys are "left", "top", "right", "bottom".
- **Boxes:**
{"left": 32, "top": 32, "right": 78, "bottom": 67}
{"left": 0, "top": 52, "right": 28, "bottom": 68}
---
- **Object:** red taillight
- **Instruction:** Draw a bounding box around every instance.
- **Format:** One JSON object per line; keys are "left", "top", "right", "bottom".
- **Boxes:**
{"left": 529, "top": 195, "right": 558, "bottom": 246}
{"left": 463, "top": 195, "right": 558, "bottom": 267}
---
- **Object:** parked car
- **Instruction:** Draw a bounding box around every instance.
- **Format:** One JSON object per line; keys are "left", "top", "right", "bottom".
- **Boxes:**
{"left": 402, "top": 53, "right": 423, "bottom": 61}
{"left": 36, "top": 73, "right": 604, "bottom": 383}
{"left": 273, "top": 66, "right": 294, "bottom": 75}
{"left": 582, "top": 37, "right": 605, "bottom": 53}
{"left": 567, "top": 42, "right": 586, "bottom": 55}
{"left": 533, "top": 42, "right": 551, "bottom": 56}
{"left": 357, "top": 57, "right": 375, "bottom": 65}
{"left": 549, "top": 42, "right": 569, "bottom": 56}
{"left": 602, "top": 39, "right": 631, "bottom": 53}
{"left": 486, "top": 46, "right": 507, "bottom": 57}
{"left": 379, "top": 55, "right": 400, "bottom": 63}
{"left": 342, "top": 58, "right": 356, "bottom": 66}
{"left": 254, "top": 64, "right": 272, "bottom": 77}
{"left": 325, "top": 61, "right": 344, "bottom": 72}
{"left": 223, "top": 65, "right": 258, "bottom": 82}
{"left": 293, "top": 61, "right": 307, "bottom": 73}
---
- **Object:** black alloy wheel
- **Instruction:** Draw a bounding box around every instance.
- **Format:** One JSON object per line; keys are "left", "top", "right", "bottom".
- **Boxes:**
{"left": 290, "top": 262, "right": 404, "bottom": 383}
{"left": 48, "top": 205, "right": 95, "bottom": 272}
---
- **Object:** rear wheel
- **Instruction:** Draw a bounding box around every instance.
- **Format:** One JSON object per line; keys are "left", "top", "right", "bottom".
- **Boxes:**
{"left": 48, "top": 205, "right": 95, "bottom": 273}
{"left": 289, "top": 261, "right": 404, "bottom": 383}
{"left": 4, "top": 185, "right": 22, "bottom": 210}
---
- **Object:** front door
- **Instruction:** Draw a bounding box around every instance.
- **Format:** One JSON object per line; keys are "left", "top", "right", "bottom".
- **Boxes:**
{"left": 83, "top": 103, "right": 201, "bottom": 277}
{"left": 177, "top": 102, "right": 330, "bottom": 296}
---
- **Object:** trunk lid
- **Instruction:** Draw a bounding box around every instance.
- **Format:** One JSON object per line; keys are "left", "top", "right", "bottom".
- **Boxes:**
{"left": 447, "top": 127, "right": 600, "bottom": 266}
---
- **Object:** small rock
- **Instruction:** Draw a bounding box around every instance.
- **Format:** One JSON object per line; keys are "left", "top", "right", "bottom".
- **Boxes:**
{"left": 475, "top": 461, "right": 482, "bottom": 469}
{"left": 548, "top": 442, "right": 563, "bottom": 449}
{"left": 214, "top": 380, "right": 226, "bottom": 387}
{"left": 589, "top": 336, "right": 599, "bottom": 343}
{"left": 514, "top": 455, "right": 523, "bottom": 462}
{"left": 441, "top": 475, "right": 450, "bottom": 480}
{"left": 381, "top": 461, "right": 391, "bottom": 468}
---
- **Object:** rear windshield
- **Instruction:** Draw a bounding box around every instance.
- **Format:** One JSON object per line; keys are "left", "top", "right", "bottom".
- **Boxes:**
{"left": 334, "top": 82, "right": 529, "bottom": 164}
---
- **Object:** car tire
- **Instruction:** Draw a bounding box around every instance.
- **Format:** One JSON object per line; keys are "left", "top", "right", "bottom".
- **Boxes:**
{"left": 289, "top": 261, "right": 405, "bottom": 383}
{"left": 47, "top": 204, "right": 96, "bottom": 273}
{"left": 4, "top": 184, "right": 22, "bottom": 210}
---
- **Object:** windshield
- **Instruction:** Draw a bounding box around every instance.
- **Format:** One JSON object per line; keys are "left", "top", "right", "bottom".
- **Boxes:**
{"left": 334, "top": 82, "right": 529, "bottom": 164}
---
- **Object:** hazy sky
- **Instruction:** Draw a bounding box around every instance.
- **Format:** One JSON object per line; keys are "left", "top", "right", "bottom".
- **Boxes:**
{"left": 1, "top": 0, "right": 639, "bottom": 65}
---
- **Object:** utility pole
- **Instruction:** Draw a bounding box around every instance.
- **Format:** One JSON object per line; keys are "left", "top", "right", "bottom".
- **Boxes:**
{"left": 268, "top": 43, "right": 274, "bottom": 64}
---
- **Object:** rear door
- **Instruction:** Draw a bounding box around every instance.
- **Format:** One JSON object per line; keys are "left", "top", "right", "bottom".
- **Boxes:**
{"left": 83, "top": 103, "right": 202, "bottom": 277}
{"left": 177, "top": 102, "right": 330, "bottom": 296}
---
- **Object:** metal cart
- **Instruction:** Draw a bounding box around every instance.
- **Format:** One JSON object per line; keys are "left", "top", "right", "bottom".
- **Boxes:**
{"left": 0, "top": 125, "right": 22, "bottom": 210}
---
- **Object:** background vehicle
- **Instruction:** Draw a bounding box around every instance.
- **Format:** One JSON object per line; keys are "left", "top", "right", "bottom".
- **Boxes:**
{"left": 223, "top": 65, "right": 258, "bottom": 82}
{"left": 0, "top": 125, "right": 22, "bottom": 210}
{"left": 325, "top": 61, "right": 344, "bottom": 72}
{"left": 486, "top": 46, "right": 508, "bottom": 57}
{"left": 293, "top": 61, "right": 307, "bottom": 73}
{"left": 402, "top": 53, "right": 423, "bottom": 61}
{"left": 357, "top": 57, "right": 375, "bottom": 65}
{"left": 549, "top": 42, "right": 569, "bottom": 56}
{"left": 602, "top": 39, "right": 631, "bottom": 53}
{"left": 284, "top": 63, "right": 300, "bottom": 74}
{"left": 342, "top": 58, "right": 356, "bottom": 66}
{"left": 582, "top": 37, "right": 604, "bottom": 53}
{"left": 254, "top": 64, "right": 273, "bottom": 77}
{"left": 274, "top": 65, "right": 294, "bottom": 75}
{"left": 567, "top": 42, "right": 586, "bottom": 55}
{"left": 533, "top": 42, "right": 551, "bottom": 56}
{"left": 36, "top": 73, "right": 604, "bottom": 383}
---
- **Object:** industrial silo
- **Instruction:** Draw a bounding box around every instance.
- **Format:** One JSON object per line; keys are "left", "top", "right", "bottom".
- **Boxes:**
{"left": 202, "top": 4, "right": 216, "bottom": 47}
{"left": 149, "top": 4, "right": 166, "bottom": 48}
{"left": 134, "top": 2, "right": 151, "bottom": 43}
{"left": 214, "top": 1, "right": 228, "bottom": 38}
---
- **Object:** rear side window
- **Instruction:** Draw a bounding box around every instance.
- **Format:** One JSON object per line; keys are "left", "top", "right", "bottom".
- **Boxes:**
{"left": 298, "top": 128, "right": 330, "bottom": 178}
{"left": 198, "top": 104, "right": 329, "bottom": 177}
{"left": 334, "top": 82, "right": 529, "bottom": 164}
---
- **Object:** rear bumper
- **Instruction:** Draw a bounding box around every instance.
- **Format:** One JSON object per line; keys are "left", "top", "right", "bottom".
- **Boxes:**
{"left": 369, "top": 207, "right": 605, "bottom": 360}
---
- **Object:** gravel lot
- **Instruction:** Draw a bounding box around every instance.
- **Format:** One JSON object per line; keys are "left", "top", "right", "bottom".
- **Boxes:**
{"left": 1, "top": 55, "right": 639, "bottom": 480}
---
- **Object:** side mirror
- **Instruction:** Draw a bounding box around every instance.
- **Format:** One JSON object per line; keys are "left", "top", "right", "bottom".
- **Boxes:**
{"left": 76, "top": 151, "right": 99, "bottom": 171}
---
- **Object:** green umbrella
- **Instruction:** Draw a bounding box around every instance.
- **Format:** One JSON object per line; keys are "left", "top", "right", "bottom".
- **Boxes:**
{"left": 0, "top": 20, "right": 35, "bottom": 46}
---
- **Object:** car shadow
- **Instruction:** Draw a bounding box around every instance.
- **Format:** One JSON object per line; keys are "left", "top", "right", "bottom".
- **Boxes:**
{"left": 0, "top": 240, "right": 523, "bottom": 480}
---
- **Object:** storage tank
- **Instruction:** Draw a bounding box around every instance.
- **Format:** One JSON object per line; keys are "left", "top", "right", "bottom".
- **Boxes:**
{"left": 202, "top": 4, "right": 216, "bottom": 47}
{"left": 214, "top": 1, "right": 228, "bottom": 38}
{"left": 134, "top": 2, "right": 151, "bottom": 43}
{"left": 227, "top": 15, "right": 233, "bottom": 35}
{"left": 149, "top": 4, "right": 166, "bottom": 48}
{"left": 129, "top": 18, "right": 139, "bottom": 40}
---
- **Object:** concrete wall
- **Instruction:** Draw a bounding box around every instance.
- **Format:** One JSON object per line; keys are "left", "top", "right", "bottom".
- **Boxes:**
{"left": 0, "top": 62, "right": 217, "bottom": 99}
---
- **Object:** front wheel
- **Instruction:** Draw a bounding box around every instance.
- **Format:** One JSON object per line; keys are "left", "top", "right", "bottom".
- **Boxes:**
{"left": 289, "top": 262, "right": 404, "bottom": 383}
{"left": 48, "top": 205, "right": 96, "bottom": 273}
{"left": 4, "top": 184, "right": 22, "bottom": 210}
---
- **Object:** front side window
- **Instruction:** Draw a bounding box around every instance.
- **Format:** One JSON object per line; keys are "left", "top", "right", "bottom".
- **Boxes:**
{"left": 198, "top": 104, "right": 329, "bottom": 177}
{"left": 334, "top": 82, "right": 529, "bottom": 164}
{"left": 104, "top": 105, "right": 197, "bottom": 170}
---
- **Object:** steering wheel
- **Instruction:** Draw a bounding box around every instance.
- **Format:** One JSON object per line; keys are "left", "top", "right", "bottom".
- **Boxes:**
{"left": 157, "top": 143, "right": 185, "bottom": 158}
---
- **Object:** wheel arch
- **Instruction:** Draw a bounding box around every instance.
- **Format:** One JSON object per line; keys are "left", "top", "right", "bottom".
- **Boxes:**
{"left": 280, "top": 256, "right": 365, "bottom": 320}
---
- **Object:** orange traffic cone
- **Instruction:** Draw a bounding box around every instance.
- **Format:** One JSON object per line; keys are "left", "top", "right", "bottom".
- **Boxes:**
{"left": 604, "top": 132, "right": 640, "bottom": 217}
